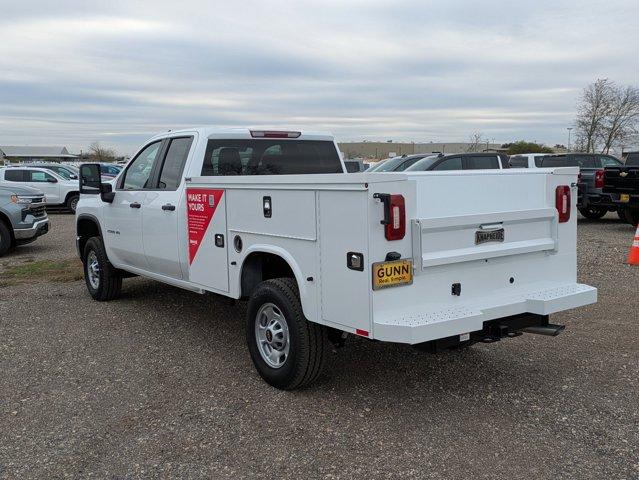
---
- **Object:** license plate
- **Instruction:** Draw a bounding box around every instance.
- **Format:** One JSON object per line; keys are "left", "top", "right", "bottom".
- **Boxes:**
{"left": 475, "top": 228, "right": 505, "bottom": 245}
{"left": 620, "top": 194, "right": 630, "bottom": 203}
{"left": 372, "top": 259, "right": 413, "bottom": 290}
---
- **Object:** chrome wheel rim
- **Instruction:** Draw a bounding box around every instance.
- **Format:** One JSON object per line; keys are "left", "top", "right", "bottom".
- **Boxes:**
{"left": 86, "top": 251, "right": 100, "bottom": 290}
{"left": 70, "top": 197, "right": 78, "bottom": 212}
{"left": 255, "top": 303, "right": 290, "bottom": 369}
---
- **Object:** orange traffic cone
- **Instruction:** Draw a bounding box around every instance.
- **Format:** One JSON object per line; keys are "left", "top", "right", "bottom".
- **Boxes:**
{"left": 628, "top": 225, "right": 639, "bottom": 265}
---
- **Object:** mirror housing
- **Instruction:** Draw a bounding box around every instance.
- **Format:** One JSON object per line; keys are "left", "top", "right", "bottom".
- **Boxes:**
{"left": 80, "top": 163, "right": 115, "bottom": 203}
{"left": 46, "top": 177, "right": 58, "bottom": 183}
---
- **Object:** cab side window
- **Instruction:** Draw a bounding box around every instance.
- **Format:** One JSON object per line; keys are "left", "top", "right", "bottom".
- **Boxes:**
{"left": 600, "top": 155, "right": 621, "bottom": 167}
{"left": 121, "top": 141, "right": 162, "bottom": 190}
{"left": 29, "top": 171, "right": 55, "bottom": 182}
{"left": 158, "top": 137, "right": 193, "bottom": 190}
{"left": 4, "top": 169, "right": 26, "bottom": 181}
{"left": 433, "top": 157, "right": 462, "bottom": 171}
{"left": 466, "top": 155, "right": 500, "bottom": 170}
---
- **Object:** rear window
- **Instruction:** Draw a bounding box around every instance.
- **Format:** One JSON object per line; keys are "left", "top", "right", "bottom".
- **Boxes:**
{"left": 201, "top": 140, "right": 342, "bottom": 176}
{"left": 624, "top": 153, "right": 639, "bottom": 166}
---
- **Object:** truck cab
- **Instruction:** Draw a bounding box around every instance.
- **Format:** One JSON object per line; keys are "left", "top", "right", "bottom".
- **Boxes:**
{"left": 76, "top": 127, "right": 596, "bottom": 390}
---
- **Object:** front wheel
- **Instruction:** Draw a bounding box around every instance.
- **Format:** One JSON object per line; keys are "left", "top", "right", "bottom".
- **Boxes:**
{"left": 83, "top": 236, "right": 122, "bottom": 301}
{"left": 246, "top": 278, "right": 329, "bottom": 390}
{"left": 0, "top": 220, "right": 12, "bottom": 257}
{"left": 578, "top": 206, "right": 607, "bottom": 219}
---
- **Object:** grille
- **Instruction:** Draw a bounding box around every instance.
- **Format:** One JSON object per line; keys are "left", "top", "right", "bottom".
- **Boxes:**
{"left": 29, "top": 205, "right": 47, "bottom": 217}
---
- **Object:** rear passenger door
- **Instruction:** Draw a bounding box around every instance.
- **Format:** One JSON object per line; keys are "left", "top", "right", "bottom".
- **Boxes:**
{"left": 142, "top": 135, "right": 194, "bottom": 279}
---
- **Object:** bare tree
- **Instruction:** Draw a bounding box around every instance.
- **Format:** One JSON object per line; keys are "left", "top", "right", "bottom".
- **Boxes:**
{"left": 88, "top": 142, "right": 117, "bottom": 162}
{"left": 575, "top": 79, "right": 614, "bottom": 153}
{"left": 466, "top": 131, "right": 485, "bottom": 153}
{"left": 600, "top": 84, "right": 639, "bottom": 154}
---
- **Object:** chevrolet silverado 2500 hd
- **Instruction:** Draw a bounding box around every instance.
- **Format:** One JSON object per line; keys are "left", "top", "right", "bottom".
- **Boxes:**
{"left": 76, "top": 127, "right": 597, "bottom": 390}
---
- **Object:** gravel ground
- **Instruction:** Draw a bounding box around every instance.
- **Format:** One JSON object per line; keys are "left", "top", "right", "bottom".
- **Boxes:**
{"left": 1, "top": 213, "right": 638, "bottom": 479}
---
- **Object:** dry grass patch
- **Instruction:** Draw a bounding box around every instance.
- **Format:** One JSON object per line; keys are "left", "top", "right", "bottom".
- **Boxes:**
{"left": 1, "top": 259, "right": 83, "bottom": 286}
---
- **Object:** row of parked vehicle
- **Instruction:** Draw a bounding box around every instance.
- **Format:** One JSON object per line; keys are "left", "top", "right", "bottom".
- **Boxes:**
{"left": 353, "top": 151, "right": 639, "bottom": 225}
{"left": 0, "top": 162, "right": 123, "bottom": 257}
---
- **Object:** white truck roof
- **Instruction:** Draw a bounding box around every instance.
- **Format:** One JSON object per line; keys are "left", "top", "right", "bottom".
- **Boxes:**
{"left": 148, "top": 127, "right": 335, "bottom": 142}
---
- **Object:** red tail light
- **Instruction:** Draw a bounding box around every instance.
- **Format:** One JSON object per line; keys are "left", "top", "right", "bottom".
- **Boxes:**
{"left": 250, "top": 130, "right": 301, "bottom": 138}
{"left": 595, "top": 169, "right": 604, "bottom": 189}
{"left": 556, "top": 185, "right": 571, "bottom": 223}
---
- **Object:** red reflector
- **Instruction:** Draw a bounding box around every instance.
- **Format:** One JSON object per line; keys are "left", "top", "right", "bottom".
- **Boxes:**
{"left": 595, "top": 169, "right": 604, "bottom": 189}
{"left": 555, "top": 185, "right": 571, "bottom": 223}
{"left": 250, "top": 130, "right": 301, "bottom": 138}
{"left": 385, "top": 194, "right": 406, "bottom": 241}
{"left": 355, "top": 329, "right": 369, "bottom": 337}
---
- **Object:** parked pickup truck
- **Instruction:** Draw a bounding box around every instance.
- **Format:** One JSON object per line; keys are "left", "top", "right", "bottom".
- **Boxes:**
{"left": 76, "top": 127, "right": 597, "bottom": 390}
{"left": 603, "top": 152, "right": 639, "bottom": 225}
{"left": 0, "top": 184, "right": 49, "bottom": 256}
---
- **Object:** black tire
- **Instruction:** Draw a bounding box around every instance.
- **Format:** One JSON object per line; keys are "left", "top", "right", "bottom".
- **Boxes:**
{"left": 246, "top": 278, "right": 328, "bottom": 390}
{"left": 67, "top": 194, "right": 79, "bottom": 213}
{"left": 83, "top": 236, "right": 122, "bottom": 301}
{"left": 622, "top": 208, "right": 639, "bottom": 226}
{"left": 0, "top": 220, "right": 12, "bottom": 257}
{"left": 578, "top": 206, "right": 607, "bottom": 219}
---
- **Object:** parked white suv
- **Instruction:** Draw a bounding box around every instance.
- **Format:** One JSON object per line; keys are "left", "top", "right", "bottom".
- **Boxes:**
{"left": 76, "top": 127, "right": 596, "bottom": 389}
{"left": 0, "top": 166, "right": 80, "bottom": 212}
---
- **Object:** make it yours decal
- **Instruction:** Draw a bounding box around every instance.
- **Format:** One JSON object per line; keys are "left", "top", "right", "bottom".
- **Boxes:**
{"left": 186, "top": 188, "right": 224, "bottom": 264}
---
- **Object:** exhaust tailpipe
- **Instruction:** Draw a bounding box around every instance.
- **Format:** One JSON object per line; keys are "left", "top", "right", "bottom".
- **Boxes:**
{"left": 522, "top": 323, "right": 565, "bottom": 336}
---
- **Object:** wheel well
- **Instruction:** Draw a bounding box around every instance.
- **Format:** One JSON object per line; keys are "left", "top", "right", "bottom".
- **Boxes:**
{"left": 0, "top": 211, "right": 15, "bottom": 245}
{"left": 77, "top": 217, "right": 100, "bottom": 255}
{"left": 240, "top": 252, "right": 296, "bottom": 298}
{"left": 65, "top": 191, "right": 80, "bottom": 204}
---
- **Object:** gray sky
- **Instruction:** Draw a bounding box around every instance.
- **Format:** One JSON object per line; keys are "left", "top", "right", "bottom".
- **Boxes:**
{"left": 1, "top": 0, "right": 637, "bottom": 155}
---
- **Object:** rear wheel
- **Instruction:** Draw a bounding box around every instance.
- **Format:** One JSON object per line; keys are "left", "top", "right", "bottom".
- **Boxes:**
{"left": 578, "top": 206, "right": 607, "bottom": 219}
{"left": 622, "top": 208, "right": 639, "bottom": 226}
{"left": 67, "top": 194, "right": 79, "bottom": 213}
{"left": 83, "top": 236, "right": 122, "bottom": 301}
{"left": 246, "top": 278, "right": 329, "bottom": 390}
{"left": 0, "top": 220, "right": 12, "bottom": 257}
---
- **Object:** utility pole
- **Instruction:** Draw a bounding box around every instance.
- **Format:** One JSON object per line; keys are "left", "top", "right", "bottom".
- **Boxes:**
{"left": 567, "top": 127, "right": 573, "bottom": 152}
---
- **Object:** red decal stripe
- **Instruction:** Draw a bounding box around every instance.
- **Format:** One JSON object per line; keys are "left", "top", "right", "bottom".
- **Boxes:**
{"left": 186, "top": 188, "right": 224, "bottom": 264}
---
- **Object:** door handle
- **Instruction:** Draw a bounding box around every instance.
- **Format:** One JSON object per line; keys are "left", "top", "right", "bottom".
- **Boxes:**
{"left": 162, "top": 204, "right": 176, "bottom": 211}
{"left": 130, "top": 202, "right": 141, "bottom": 209}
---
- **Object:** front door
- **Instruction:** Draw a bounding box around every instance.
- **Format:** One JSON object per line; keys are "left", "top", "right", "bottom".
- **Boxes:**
{"left": 102, "top": 141, "right": 162, "bottom": 270}
{"left": 27, "top": 170, "right": 61, "bottom": 204}
{"left": 142, "top": 136, "right": 194, "bottom": 279}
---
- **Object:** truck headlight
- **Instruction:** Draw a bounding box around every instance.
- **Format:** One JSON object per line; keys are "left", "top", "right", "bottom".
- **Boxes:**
{"left": 10, "top": 195, "right": 33, "bottom": 204}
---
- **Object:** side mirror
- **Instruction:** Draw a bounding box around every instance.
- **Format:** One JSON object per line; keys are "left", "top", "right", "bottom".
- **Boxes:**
{"left": 70, "top": 174, "right": 78, "bottom": 180}
{"left": 47, "top": 177, "right": 58, "bottom": 183}
{"left": 80, "top": 163, "right": 115, "bottom": 203}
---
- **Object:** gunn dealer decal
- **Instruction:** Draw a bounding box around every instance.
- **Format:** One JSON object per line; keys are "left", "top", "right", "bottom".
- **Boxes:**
{"left": 186, "top": 188, "right": 224, "bottom": 264}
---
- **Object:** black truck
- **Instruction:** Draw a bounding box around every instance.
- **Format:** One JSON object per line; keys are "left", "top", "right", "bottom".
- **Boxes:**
{"left": 603, "top": 152, "right": 639, "bottom": 226}
{"left": 536, "top": 153, "right": 623, "bottom": 219}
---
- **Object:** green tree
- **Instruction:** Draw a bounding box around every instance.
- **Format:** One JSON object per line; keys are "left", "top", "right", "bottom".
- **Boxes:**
{"left": 503, "top": 141, "right": 554, "bottom": 155}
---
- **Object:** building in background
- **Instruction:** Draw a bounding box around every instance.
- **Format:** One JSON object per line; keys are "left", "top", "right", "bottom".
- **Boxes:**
{"left": 0, "top": 146, "right": 78, "bottom": 164}
{"left": 338, "top": 141, "right": 504, "bottom": 161}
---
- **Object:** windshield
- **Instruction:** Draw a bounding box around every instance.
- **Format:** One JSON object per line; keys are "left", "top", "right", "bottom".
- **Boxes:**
{"left": 404, "top": 155, "right": 440, "bottom": 171}
{"left": 366, "top": 161, "right": 387, "bottom": 172}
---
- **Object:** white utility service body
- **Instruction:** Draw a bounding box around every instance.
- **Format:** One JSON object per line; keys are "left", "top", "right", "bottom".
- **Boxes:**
{"left": 185, "top": 169, "right": 596, "bottom": 343}
{"left": 76, "top": 127, "right": 596, "bottom": 388}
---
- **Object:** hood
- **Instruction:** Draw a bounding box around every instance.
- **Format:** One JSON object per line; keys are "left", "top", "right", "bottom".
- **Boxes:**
{"left": 0, "top": 183, "right": 44, "bottom": 196}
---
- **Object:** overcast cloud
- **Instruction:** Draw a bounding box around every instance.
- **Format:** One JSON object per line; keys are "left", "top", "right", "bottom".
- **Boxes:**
{"left": 0, "top": 0, "right": 637, "bottom": 154}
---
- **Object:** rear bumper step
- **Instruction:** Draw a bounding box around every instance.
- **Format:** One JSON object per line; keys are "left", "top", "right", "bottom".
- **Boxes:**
{"left": 522, "top": 323, "right": 565, "bottom": 336}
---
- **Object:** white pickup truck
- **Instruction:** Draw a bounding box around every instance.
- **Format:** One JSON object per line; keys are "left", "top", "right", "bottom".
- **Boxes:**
{"left": 76, "top": 127, "right": 597, "bottom": 390}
